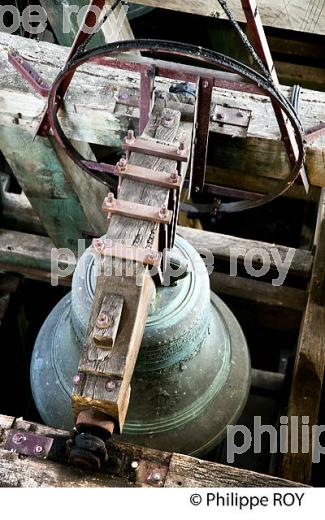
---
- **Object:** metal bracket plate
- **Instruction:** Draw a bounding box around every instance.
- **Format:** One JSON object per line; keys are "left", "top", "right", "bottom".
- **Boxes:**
{"left": 116, "top": 163, "right": 182, "bottom": 190}
{"left": 92, "top": 238, "right": 162, "bottom": 266}
{"left": 4, "top": 429, "right": 53, "bottom": 459}
{"left": 102, "top": 197, "right": 173, "bottom": 225}
{"left": 123, "top": 138, "right": 188, "bottom": 163}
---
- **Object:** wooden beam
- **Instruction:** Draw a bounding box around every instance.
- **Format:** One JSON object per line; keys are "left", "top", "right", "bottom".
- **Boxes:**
{"left": 281, "top": 190, "right": 325, "bottom": 484}
{"left": 0, "top": 415, "right": 305, "bottom": 487}
{"left": 72, "top": 103, "right": 194, "bottom": 431}
{"left": 0, "top": 227, "right": 313, "bottom": 284}
{"left": 1, "top": 33, "right": 325, "bottom": 188}
{"left": 130, "top": 0, "right": 325, "bottom": 36}
{"left": 178, "top": 226, "right": 313, "bottom": 278}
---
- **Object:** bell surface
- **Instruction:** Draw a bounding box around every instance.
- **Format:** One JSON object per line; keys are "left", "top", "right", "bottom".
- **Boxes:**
{"left": 31, "top": 236, "right": 250, "bottom": 456}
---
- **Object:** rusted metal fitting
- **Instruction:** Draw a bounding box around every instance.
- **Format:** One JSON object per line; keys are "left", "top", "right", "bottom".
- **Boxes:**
{"left": 92, "top": 238, "right": 106, "bottom": 255}
{"left": 158, "top": 204, "right": 168, "bottom": 220}
{"left": 72, "top": 373, "right": 84, "bottom": 387}
{"left": 170, "top": 170, "right": 179, "bottom": 183}
{"left": 116, "top": 157, "right": 128, "bottom": 173}
{"left": 75, "top": 410, "right": 115, "bottom": 438}
{"left": 13, "top": 432, "right": 26, "bottom": 445}
{"left": 162, "top": 110, "right": 175, "bottom": 128}
{"left": 177, "top": 141, "right": 186, "bottom": 156}
{"left": 96, "top": 312, "right": 111, "bottom": 330}
{"left": 105, "top": 380, "right": 116, "bottom": 392}
{"left": 104, "top": 192, "right": 116, "bottom": 207}
{"left": 124, "top": 129, "right": 136, "bottom": 145}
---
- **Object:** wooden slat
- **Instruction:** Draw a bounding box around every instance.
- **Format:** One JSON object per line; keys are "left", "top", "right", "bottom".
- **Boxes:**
{"left": 0, "top": 227, "right": 313, "bottom": 284}
{"left": 281, "top": 190, "right": 325, "bottom": 484}
{"left": 1, "top": 33, "right": 325, "bottom": 188}
{"left": 130, "top": 0, "right": 325, "bottom": 36}
{"left": 0, "top": 415, "right": 304, "bottom": 487}
{"left": 178, "top": 226, "right": 313, "bottom": 278}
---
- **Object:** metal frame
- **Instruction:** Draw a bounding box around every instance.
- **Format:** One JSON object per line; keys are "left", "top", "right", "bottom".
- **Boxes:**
{"left": 7, "top": 0, "right": 306, "bottom": 205}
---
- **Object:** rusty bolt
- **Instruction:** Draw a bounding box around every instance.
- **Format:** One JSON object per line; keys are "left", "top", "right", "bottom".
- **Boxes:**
{"left": 96, "top": 312, "right": 111, "bottom": 329}
{"left": 118, "top": 91, "right": 129, "bottom": 101}
{"left": 73, "top": 374, "right": 82, "bottom": 386}
{"left": 159, "top": 204, "right": 168, "bottom": 220}
{"left": 106, "top": 381, "right": 116, "bottom": 392}
{"left": 162, "top": 111, "right": 175, "bottom": 128}
{"left": 104, "top": 192, "right": 116, "bottom": 208}
{"left": 117, "top": 157, "right": 128, "bottom": 172}
{"left": 177, "top": 141, "right": 186, "bottom": 156}
{"left": 34, "top": 445, "right": 44, "bottom": 455}
{"left": 124, "top": 129, "right": 135, "bottom": 145}
{"left": 216, "top": 112, "right": 225, "bottom": 121}
{"left": 145, "top": 251, "right": 158, "bottom": 264}
{"left": 153, "top": 473, "right": 161, "bottom": 482}
{"left": 13, "top": 433, "right": 26, "bottom": 445}
{"left": 170, "top": 171, "right": 178, "bottom": 183}
{"left": 92, "top": 238, "right": 105, "bottom": 254}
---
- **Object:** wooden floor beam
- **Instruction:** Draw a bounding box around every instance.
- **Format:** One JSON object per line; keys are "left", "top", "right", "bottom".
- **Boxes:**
{"left": 0, "top": 415, "right": 304, "bottom": 487}
{"left": 1, "top": 33, "right": 325, "bottom": 189}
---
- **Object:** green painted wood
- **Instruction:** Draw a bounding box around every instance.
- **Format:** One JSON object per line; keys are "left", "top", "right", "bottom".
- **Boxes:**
{"left": 0, "top": 126, "right": 92, "bottom": 252}
{"left": 40, "top": 0, "right": 107, "bottom": 47}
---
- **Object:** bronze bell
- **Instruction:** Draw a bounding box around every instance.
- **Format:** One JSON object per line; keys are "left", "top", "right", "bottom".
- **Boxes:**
{"left": 31, "top": 236, "right": 250, "bottom": 456}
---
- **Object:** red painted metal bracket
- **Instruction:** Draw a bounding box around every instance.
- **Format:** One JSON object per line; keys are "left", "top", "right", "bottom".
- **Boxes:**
{"left": 8, "top": 51, "right": 50, "bottom": 98}
{"left": 123, "top": 138, "right": 188, "bottom": 163}
{"left": 102, "top": 194, "right": 173, "bottom": 225}
{"left": 4, "top": 429, "right": 53, "bottom": 459}
{"left": 92, "top": 238, "right": 162, "bottom": 266}
{"left": 115, "top": 160, "right": 181, "bottom": 189}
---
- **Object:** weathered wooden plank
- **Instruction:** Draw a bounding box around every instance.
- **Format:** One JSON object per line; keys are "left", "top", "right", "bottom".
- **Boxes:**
{"left": 281, "top": 190, "right": 325, "bottom": 484}
{"left": 92, "top": 294, "right": 124, "bottom": 348}
{"left": 0, "top": 126, "right": 93, "bottom": 251}
{"left": 0, "top": 227, "right": 313, "bottom": 283}
{"left": 1, "top": 33, "right": 325, "bottom": 187}
{"left": 130, "top": 0, "right": 325, "bottom": 36}
{"left": 211, "top": 272, "right": 307, "bottom": 312}
{"left": 0, "top": 6, "right": 134, "bottom": 247}
{"left": 39, "top": 0, "right": 134, "bottom": 47}
{"left": 164, "top": 453, "right": 304, "bottom": 488}
{"left": 73, "top": 106, "right": 193, "bottom": 429}
{"left": 178, "top": 226, "right": 313, "bottom": 278}
{"left": 0, "top": 172, "right": 45, "bottom": 235}
{"left": 0, "top": 415, "right": 304, "bottom": 487}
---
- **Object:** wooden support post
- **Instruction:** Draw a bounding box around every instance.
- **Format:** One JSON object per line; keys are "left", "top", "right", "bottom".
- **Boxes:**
{"left": 129, "top": 0, "right": 325, "bottom": 36}
{"left": 72, "top": 105, "right": 194, "bottom": 431}
{"left": 281, "top": 190, "right": 325, "bottom": 484}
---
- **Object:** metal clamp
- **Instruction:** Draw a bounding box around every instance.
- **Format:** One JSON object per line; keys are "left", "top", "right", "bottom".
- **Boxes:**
{"left": 92, "top": 238, "right": 162, "bottom": 266}
{"left": 102, "top": 193, "right": 173, "bottom": 225}
{"left": 4, "top": 429, "right": 53, "bottom": 459}
{"left": 115, "top": 159, "right": 181, "bottom": 190}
